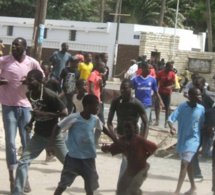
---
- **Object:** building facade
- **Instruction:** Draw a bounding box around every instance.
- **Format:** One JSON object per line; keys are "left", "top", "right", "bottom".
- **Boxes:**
{"left": 0, "top": 16, "right": 207, "bottom": 78}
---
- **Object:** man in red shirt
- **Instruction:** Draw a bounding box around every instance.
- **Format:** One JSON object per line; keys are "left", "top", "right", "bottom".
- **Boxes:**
{"left": 88, "top": 61, "right": 106, "bottom": 147}
{"left": 102, "top": 119, "right": 157, "bottom": 195}
{"left": 154, "top": 62, "right": 175, "bottom": 127}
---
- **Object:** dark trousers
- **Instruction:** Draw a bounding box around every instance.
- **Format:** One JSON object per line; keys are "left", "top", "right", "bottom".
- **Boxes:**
{"left": 212, "top": 141, "right": 215, "bottom": 191}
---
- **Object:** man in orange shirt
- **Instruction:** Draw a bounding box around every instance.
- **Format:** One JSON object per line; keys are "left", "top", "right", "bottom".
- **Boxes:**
{"left": 88, "top": 61, "right": 106, "bottom": 147}
{"left": 155, "top": 62, "right": 176, "bottom": 127}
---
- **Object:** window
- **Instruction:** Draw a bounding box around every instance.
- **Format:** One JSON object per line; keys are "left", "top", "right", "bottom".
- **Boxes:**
{"left": 70, "top": 30, "right": 76, "bottom": 41}
{"left": 133, "top": 35, "right": 140, "bottom": 39}
{"left": 7, "top": 26, "right": 13, "bottom": 36}
{"left": 44, "top": 28, "right": 48, "bottom": 39}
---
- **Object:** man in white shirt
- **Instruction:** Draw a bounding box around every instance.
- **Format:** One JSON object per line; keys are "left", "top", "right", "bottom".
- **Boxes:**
{"left": 124, "top": 59, "right": 138, "bottom": 79}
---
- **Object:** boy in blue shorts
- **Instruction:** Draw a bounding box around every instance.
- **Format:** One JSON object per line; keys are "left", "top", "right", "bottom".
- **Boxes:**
{"left": 168, "top": 87, "right": 205, "bottom": 195}
{"left": 48, "top": 94, "right": 118, "bottom": 195}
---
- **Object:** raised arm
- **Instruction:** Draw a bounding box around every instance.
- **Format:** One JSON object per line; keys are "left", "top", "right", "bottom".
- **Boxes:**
{"left": 31, "top": 107, "right": 68, "bottom": 119}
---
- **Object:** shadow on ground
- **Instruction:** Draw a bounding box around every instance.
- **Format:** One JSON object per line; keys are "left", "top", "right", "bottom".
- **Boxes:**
{"left": 148, "top": 173, "right": 177, "bottom": 181}
{"left": 0, "top": 190, "right": 10, "bottom": 195}
{"left": 47, "top": 187, "right": 115, "bottom": 195}
{"left": 143, "top": 191, "right": 174, "bottom": 195}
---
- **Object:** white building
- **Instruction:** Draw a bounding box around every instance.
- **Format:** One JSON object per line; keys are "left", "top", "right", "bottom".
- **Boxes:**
{"left": 0, "top": 16, "right": 206, "bottom": 76}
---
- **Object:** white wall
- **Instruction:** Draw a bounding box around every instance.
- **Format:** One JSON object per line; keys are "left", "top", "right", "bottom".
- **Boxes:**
{"left": 0, "top": 16, "right": 207, "bottom": 77}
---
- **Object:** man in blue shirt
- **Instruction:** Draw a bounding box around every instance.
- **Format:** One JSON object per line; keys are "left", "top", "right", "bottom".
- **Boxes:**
{"left": 49, "top": 42, "right": 71, "bottom": 80}
{"left": 132, "top": 61, "right": 164, "bottom": 132}
{"left": 168, "top": 87, "right": 205, "bottom": 195}
{"left": 48, "top": 94, "right": 118, "bottom": 195}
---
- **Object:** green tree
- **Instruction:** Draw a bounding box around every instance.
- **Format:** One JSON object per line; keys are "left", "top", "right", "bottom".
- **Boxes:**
{"left": 0, "top": 0, "right": 36, "bottom": 18}
{"left": 206, "top": 0, "right": 213, "bottom": 52}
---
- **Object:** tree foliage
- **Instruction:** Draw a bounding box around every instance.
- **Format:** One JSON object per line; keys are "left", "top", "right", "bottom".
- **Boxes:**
{"left": 0, "top": 0, "right": 214, "bottom": 50}
{"left": 0, "top": 0, "right": 36, "bottom": 18}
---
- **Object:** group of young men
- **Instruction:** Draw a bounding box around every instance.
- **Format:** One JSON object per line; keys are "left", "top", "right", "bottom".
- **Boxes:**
{"left": 0, "top": 37, "right": 215, "bottom": 195}
{"left": 122, "top": 55, "right": 215, "bottom": 195}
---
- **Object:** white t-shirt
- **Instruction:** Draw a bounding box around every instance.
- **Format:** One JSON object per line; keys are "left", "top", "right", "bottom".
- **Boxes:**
{"left": 125, "top": 64, "right": 138, "bottom": 79}
{"left": 184, "top": 81, "right": 209, "bottom": 94}
{"left": 72, "top": 94, "right": 85, "bottom": 113}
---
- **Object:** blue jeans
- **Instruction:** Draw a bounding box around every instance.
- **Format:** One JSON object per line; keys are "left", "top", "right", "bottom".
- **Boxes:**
{"left": 212, "top": 141, "right": 215, "bottom": 191}
{"left": 12, "top": 133, "right": 67, "bottom": 194}
{"left": 2, "top": 105, "right": 31, "bottom": 170}
{"left": 118, "top": 154, "right": 128, "bottom": 182}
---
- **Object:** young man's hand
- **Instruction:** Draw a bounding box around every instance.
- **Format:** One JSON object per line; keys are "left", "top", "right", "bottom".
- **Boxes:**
{"left": 206, "top": 127, "right": 214, "bottom": 138}
{"left": 101, "top": 144, "right": 110, "bottom": 153}
{"left": 30, "top": 110, "right": 45, "bottom": 117}
{"left": 116, "top": 139, "right": 129, "bottom": 150}
{"left": 25, "top": 123, "right": 33, "bottom": 133}
{"left": 46, "top": 146, "right": 54, "bottom": 156}
{"left": 20, "top": 76, "right": 27, "bottom": 85}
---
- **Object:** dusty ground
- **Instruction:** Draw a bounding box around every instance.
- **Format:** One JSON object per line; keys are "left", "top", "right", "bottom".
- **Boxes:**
{"left": 0, "top": 126, "right": 212, "bottom": 195}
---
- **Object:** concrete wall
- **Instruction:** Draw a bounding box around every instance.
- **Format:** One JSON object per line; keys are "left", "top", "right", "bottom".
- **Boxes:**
{"left": 174, "top": 51, "right": 215, "bottom": 91}
{"left": 135, "top": 25, "right": 206, "bottom": 51}
{"left": 139, "top": 32, "right": 180, "bottom": 61}
{"left": 0, "top": 17, "right": 207, "bottom": 78}
{"left": 139, "top": 32, "right": 215, "bottom": 91}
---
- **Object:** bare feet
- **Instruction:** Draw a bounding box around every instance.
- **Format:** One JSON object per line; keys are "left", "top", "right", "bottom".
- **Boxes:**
{"left": 153, "top": 121, "right": 159, "bottom": 126}
{"left": 184, "top": 187, "right": 197, "bottom": 195}
{"left": 45, "top": 154, "right": 56, "bottom": 162}
{"left": 10, "top": 179, "right": 15, "bottom": 192}
{"left": 24, "top": 178, "right": 31, "bottom": 193}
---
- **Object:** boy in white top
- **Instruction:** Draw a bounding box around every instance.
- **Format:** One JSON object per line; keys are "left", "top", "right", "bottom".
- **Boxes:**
{"left": 73, "top": 79, "right": 87, "bottom": 113}
{"left": 124, "top": 59, "right": 138, "bottom": 79}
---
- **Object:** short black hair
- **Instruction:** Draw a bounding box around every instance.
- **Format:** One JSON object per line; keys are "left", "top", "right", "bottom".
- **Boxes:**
{"left": 141, "top": 61, "right": 150, "bottom": 69}
{"left": 84, "top": 53, "right": 91, "bottom": 58}
{"left": 188, "top": 87, "right": 199, "bottom": 96}
{"left": 121, "top": 78, "right": 133, "bottom": 88}
{"left": 166, "top": 61, "right": 172, "bottom": 67}
{"left": 61, "top": 42, "right": 68, "bottom": 47}
{"left": 27, "top": 69, "right": 43, "bottom": 82}
{"left": 82, "top": 94, "right": 99, "bottom": 108}
{"left": 196, "top": 76, "right": 205, "bottom": 84}
{"left": 14, "top": 37, "right": 27, "bottom": 49}
{"left": 94, "top": 61, "right": 105, "bottom": 70}
{"left": 191, "top": 73, "right": 199, "bottom": 79}
{"left": 99, "top": 52, "right": 107, "bottom": 58}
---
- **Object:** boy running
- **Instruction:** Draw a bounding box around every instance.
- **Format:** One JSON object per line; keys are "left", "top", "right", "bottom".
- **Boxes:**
{"left": 48, "top": 94, "right": 118, "bottom": 195}
{"left": 12, "top": 69, "right": 68, "bottom": 194}
{"left": 168, "top": 87, "right": 205, "bottom": 195}
{"left": 102, "top": 118, "right": 157, "bottom": 195}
